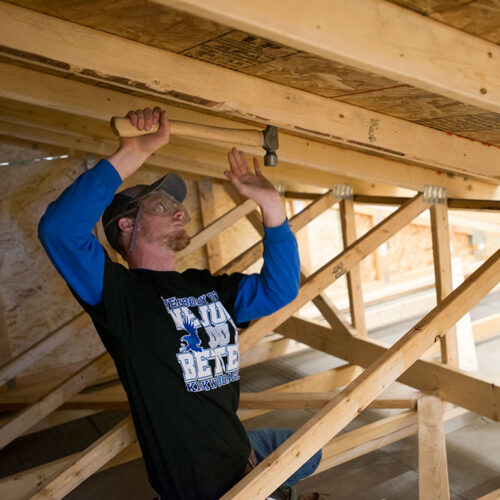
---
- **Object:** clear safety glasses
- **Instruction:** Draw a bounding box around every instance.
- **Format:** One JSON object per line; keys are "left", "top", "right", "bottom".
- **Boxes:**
{"left": 134, "top": 190, "right": 191, "bottom": 223}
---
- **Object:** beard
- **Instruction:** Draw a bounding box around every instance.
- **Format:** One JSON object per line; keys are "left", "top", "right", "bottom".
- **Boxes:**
{"left": 164, "top": 229, "right": 191, "bottom": 251}
{"left": 141, "top": 218, "right": 191, "bottom": 252}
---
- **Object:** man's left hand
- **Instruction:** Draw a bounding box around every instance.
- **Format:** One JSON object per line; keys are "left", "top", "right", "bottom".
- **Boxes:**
{"left": 225, "top": 148, "right": 286, "bottom": 228}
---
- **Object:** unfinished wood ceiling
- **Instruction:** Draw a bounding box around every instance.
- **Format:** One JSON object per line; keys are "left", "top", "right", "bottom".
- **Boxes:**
{"left": 0, "top": 0, "right": 499, "bottom": 194}
{"left": 3, "top": 0, "right": 500, "bottom": 145}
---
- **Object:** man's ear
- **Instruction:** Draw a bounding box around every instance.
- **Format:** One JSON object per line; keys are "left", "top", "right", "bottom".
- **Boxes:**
{"left": 117, "top": 217, "right": 134, "bottom": 233}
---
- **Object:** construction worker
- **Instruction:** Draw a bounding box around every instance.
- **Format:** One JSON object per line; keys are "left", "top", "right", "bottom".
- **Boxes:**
{"left": 39, "top": 107, "right": 322, "bottom": 500}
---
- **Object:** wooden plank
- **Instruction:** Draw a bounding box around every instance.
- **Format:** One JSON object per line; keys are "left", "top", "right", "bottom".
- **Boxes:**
{"left": 472, "top": 312, "right": 500, "bottom": 342}
{"left": 277, "top": 317, "right": 500, "bottom": 421}
{"left": 418, "top": 395, "right": 450, "bottom": 500}
{"left": 239, "top": 391, "right": 417, "bottom": 409}
{"left": 0, "top": 314, "right": 90, "bottom": 387}
{"left": 176, "top": 197, "right": 257, "bottom": 259}
{"left": 0, "top": 105, "right": 418, "bottom": 200}
{"left": 221, "top": 250, "right": 500, "bottom": 498}
{"left": 25, "top": 416, "right": 135, "bottom": 500}
{"left": 237, "top": 365, "right": 363, "bottom": 422}
{"left": 301, "top": 264, "right": 357, "bottom": 336}
{"left": 316, "top": 405, "right": 465, "bottom": 475}
{"left": 239, "top": 194, "right": 431, "bottom": 353}
{"left": 1, "top": 64, "right": 499, "bottom": 199}
{"left": 339, "top": 198, "right": 367, "bottom": 336}
{"left": 431, "top": 202, "right": 459, "bottom": 366}
{"left": 161, "top": 0, "right": 500, "bottom": 113}
{"left": 477, "top": 488, "right": 500, "bottom": 500}
{"left": 240, "top": 337, "right": 307, "bottom": 368}
{"left": 197, "top": 178, "right": 224, "bottom": 272}
{"left": 0, "top": 353, "right": 113, "bottom": 449}
{"left": 223, "top": 183, "right": 264, "bottom": 237}
{"left": 0, "top": 4, "right": 499, "bottom": 182}
{"left": 217, "top": 189, "right": 336, "bottom": 275}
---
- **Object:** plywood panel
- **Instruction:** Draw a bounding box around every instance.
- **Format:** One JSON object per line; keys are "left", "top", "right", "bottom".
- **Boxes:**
{"left": 242, "top": 52, "right": 398, "bottom": 98}
{"left": 8, "top": 0, "right": 230, "bottom": 53}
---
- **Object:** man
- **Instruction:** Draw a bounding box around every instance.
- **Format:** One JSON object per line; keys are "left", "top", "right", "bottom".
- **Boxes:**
{"left": 39, "top": 107, "right": 321, "bottom": 499}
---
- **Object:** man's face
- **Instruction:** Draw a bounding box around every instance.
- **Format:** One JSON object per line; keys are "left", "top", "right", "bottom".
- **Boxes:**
{"left": 136, "top": 192, "right": 191, "bottom": 252}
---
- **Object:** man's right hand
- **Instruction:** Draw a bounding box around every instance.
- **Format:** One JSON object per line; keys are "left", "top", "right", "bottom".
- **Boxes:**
{"left": 108, "top": 107, "right": 170, "bottom": 181}
{"left": 120, "top": 107, "right": 170, "bottom": 155}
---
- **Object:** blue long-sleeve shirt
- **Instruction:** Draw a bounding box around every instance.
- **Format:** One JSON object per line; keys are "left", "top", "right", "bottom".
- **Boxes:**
{"left": 38, "top": 159, "right": 300, "bottom": 324}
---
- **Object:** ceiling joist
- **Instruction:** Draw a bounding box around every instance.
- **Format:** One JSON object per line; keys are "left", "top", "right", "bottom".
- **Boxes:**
{"left": 159, "top": 0, "right": 500, "bottom": 113}
{"left": 1, "top": 63, "right": 498, "bottom": 199}
{"left": 0, "top": 1, "right": 498, "bottom": 184}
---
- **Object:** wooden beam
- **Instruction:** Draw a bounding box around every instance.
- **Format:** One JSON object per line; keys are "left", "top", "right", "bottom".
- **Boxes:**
{"left": 0, "top": 103, "right": 420, "bottom": 198}
{"left": 478, "top": 488, "right": 500, "bottom": 500}
{"left": 223, "top": 183, "right": 264, "bottom": 237}
{"left": 290, "top": 193, "right": 500, "bottom": 213}
{"left": 176, "top": 198, "right": 257, "bottom": 259}
{"left": 0, "top": 313, "right": 90, "bottom": 386}
{"left": 301, "top": 264, "right": 357, "bottom": 336}
{"left": 339, "top": 198, "right": 367, "bottom": 336}
{"left": 431, "top": 202, "right": 459, "bottom": 366}
{"left": 237, "top": 365, "right": 363, "bottom": 422}
{"left": 0, "top": 353, "right": 113, "bottom": 449}
{"left": 0, "top": 4, "right": 499, "bottom": 182}
{"left": 197, "top": 179, "right": 224, "bottom": 272}
{"left": 217, "top": 190, "right": 336, "bottom": 275}
{"left": 239, "top": 194, "right": 431, "bottom": 353}
{"left": 240, "top": 337, "right": 307, "bottom": 368}
{"left": 418, "top": 395, "right": 450, "bottom": 500}
{"left": 161, "top": 0, "right": 500, "bottom": 113}
{"left": 221, "top": 250, "right": 500, "bottom": 498}
{"left": 1, "top": 64, "right": 498, "bottom": 198}
{"left": 25, "top": 416, "right": 135, "bottom": 500}
{"left": 316, "top": 405, "right": 465, "bottom": 475}
{"left": 277, "top": 317, "right": 500, "bottom": 421}
{"left": 239, "top": 391, "right": 417, "bottom": 410}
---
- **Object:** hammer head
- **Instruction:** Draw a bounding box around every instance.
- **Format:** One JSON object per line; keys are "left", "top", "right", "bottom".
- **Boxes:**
{"left": 263, "top": 125, "right": 279, "bottom": 166}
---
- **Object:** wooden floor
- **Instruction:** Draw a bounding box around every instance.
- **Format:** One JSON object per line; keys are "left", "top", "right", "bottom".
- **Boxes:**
{"left": 1, "top": 291, "right": 499, "bottom": 499}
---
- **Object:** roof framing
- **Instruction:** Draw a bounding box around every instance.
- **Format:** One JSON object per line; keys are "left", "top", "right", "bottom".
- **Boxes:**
{"left": 1, "top": 63, "right": 499, "bottom": 199}
{"left": 159, "top": 0, "right": 500, "bottom": 113}
{"left": 0, "top": 1, "right": 498, "bottom": 184}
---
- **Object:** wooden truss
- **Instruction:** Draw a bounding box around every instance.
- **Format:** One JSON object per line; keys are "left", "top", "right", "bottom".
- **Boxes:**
{"left": 0, "top": 183, "right": 499, "bottom": 499}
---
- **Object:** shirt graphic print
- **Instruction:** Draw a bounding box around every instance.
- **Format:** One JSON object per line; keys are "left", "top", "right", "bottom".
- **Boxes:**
{"left": 163, "top": 290, "right": 240, "bottom": 392}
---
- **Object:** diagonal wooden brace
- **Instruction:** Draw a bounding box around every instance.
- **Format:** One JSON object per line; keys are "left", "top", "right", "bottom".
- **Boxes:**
{"left": 239, "top": 193, "right": 431, "bottom": 353}
{"left": 222, "top": 249, "right": 500, "bottom": 498}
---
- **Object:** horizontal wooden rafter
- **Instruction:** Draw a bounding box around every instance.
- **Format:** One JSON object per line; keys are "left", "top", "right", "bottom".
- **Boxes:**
{"left": 160, "top": 0, "right": 500, "bottom": 113}
{"left": 0, "top": 2, "right": 499, "bottom": 183}
{"left": 277, "top": 317, "right": 500, "bottom": 421}
{"left": 1, "top": 63, "right": 498, "bottom": 198}
{"left": 0, "top": 353, "right": 113, "bottom": 450}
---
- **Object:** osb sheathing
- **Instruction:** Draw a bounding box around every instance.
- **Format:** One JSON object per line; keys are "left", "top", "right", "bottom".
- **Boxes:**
{"left": 0, "top": 140, "right": 206, "bottom": 374}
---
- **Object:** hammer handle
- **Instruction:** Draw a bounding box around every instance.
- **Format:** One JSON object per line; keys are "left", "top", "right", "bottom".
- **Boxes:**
{"left": 111, "top": 117, "right": 263, "bottom": 147}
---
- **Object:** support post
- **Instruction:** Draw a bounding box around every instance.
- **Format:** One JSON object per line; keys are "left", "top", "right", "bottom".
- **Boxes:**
{"left": 430, "top": 200, "right": 459, "bottom": 366}
{"left": 338, "top": 189, "right": 367, "bottom": 336}
{"left": 197, "top": 178, "right": 224, "bottom": 272}
{"left": 418, "top": 394, "right": 450, "bottom": 500}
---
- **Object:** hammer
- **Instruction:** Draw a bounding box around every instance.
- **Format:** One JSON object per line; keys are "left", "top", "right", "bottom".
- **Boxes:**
{"left": 110, "top": 117, "right": 279, "bottom": 166}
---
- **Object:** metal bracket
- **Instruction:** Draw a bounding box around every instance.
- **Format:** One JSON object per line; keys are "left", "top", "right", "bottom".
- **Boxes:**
{"left": 332, "top": 184, "right": 353, "bottom": 200}
{"left": 423, "top": 185, "right": 446, "bottom": 204}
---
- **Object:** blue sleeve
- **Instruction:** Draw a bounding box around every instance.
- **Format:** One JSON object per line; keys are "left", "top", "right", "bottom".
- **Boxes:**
{"left": 38, "top": 159, "right": 122, "bottom": 306}
{"left": 233, "top": 219, "right": 300, "bottom": 323}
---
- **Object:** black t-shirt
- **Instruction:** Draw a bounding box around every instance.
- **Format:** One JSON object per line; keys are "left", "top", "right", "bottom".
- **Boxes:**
{"left": 79, "top": 254, "right": 251, "bottom": 499}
